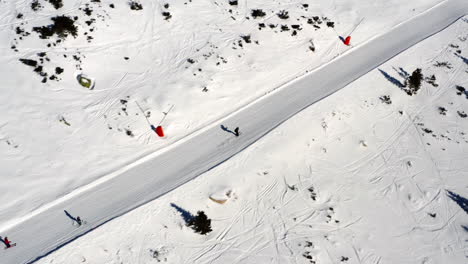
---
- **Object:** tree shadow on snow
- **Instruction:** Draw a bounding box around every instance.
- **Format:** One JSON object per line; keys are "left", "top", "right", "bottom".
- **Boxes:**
{"left": 392, "top": 66, "right": 409, "bottom": 79}
{"left": 446, "top": 190, "right": 468, "bottom": 214}
{"left": 170, "top": 203, "right": 194, "bottom": 224}
{"left": 378, "top": 69, "right": 406, "bottom": 88}
{"left": 454, "top": 53, "right": 468, "bottom": 65}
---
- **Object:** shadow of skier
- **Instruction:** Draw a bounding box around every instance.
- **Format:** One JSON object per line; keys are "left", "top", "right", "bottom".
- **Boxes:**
{"left": 0, "top": 236, "right": 8, "bottom": 247}
{"left": 64, "top": 210, "right": 82, "bottom": 225}
{"left": 221, "top": 125, "right": 239, "bottom": 136}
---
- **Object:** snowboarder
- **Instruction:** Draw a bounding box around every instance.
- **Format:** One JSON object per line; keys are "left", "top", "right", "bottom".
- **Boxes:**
{"left": 76, "top": 216, "right": 82, "bottom": 226}
{"left": 234, "top": 127, "right": 240, "bottom": 137}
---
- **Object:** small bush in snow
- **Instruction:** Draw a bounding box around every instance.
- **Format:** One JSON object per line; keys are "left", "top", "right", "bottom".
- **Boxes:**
{"left": 251, "top": 9, "right": 266, "bottom": 18}
{"left": 405, "top": 68, "right": 423, "bottom": 95}
{"left": 240, "top": 35, "right": 251, "bottom": 43}
{"left": 424, "top": 74, "right": 438, "bottom": 87}
{"left": 162, "top": 12, "right": 171, "bottom": 20}
{"left": 129, "top": 1, "right": 143, "bottom": 10}
{"left": 277, "top": 10, "right": 289, "bottom": 19}
{"left": 438, "top": 106, "right": 447, "bottom": 115}
{"left": 379, "top": 95, "right": 392, "bottom": 104}
{"left": 188, "top": 211, "right": 212, "bottom": 235}
{"left": 408, "top": 68, "right": 422, "bottom": 89}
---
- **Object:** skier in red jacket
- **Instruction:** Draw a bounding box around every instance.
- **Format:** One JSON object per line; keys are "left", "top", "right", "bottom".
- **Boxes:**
{"left": 4, "top": 237, "right": 11, "bottom": 248}
{"left": 2, "top": 236, "right": 13, "bottom": 248}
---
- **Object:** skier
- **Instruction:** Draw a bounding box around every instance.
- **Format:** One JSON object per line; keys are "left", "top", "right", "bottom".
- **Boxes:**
{"left": 234, "top": 127, "right": 240, "bottom": 137}
{"left": 3, "top": 237, "right": 13, "bottom": 248}
{"left": 76, "top": 216, "right": 82, "bottom": 226}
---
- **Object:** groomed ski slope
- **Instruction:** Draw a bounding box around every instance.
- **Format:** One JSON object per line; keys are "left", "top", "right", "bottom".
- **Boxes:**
{"left": 4, "top": 0, "right": 468, "bottom": 263}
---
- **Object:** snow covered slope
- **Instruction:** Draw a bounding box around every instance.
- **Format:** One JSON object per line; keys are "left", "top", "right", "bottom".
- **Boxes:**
{"left": 2, "top": 0, "right": 468, "bottom": 263}
{"left": 36, "top": 10, "right": 468, "bottom": 264}
{"left": 0, "top": 0, "right": 443, "bottom": 230}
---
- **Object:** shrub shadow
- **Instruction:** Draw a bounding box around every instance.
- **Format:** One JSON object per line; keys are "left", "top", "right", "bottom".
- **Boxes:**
{"left": 393, "top": 66, "right": 409, "bottom": 79}
{"left": 446, "top": 190, "right": 468, "bottom": 214}
{"left": 379, "top": 69, "right": 405, "bottom": 88}
{"left": 454, "top": 53, "right": 468, "bottom": 65}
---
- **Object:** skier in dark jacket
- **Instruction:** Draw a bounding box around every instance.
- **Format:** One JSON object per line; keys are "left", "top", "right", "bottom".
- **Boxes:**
{"left": 76, "top": 216, "right": 82, "bottom": 226}
{"left": 234, "top": 127, "right": 240, "bottom": 137}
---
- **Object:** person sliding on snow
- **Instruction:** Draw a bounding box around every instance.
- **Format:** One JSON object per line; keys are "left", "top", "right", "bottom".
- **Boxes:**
{"left": 234, "top": 127, "right": 240, "bottom": 137}
{"left": 76, "top": 216, "right": 82, "bottom": 226}
{"left": 4, "top": 237, "right": 12, "bottom": 248}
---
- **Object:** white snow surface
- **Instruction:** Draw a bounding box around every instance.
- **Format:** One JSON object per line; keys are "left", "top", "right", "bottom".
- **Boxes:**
{"left": 0, "top": 0, "right": 444, "bottom": 229}
{"left": 0, "top": 0, "right": 467, "bottom": 263}
{"left": 37, "top": 9, "right": 468, "bottom": 264}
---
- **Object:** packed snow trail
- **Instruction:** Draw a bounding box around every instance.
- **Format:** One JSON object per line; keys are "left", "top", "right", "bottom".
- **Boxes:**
{"left": 3, "top": 0, "right": 467, "bottom": 263}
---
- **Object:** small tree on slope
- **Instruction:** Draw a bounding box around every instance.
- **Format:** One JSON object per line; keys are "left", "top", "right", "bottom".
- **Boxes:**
{"left": 407, "top": 68, "right": 423, "bottom": 93}
{"left": 188, "top": 211, "right": 212, "bottom": 235}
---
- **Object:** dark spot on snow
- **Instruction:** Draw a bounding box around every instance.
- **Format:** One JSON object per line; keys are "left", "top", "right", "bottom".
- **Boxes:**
{"left": 455, "top": 85, "right": 468, "bottom": 99}
{"left": 125, "top": 129, "right": 134, "bottom": 137}
{"left": 31, "top": 0, "right": 43, "bottom": 11}
{"left": 33, "top": 16, "right": 78, "bottom": 39}
{"left": 251, "top": 9, "right": 266, "bottom": 18}
{"left": 162, "top": 12, "right": 172, "bottom": 20}
{"left": 82, "top": 7, "right": 93, "bottom": 16}
{"left": 47, "top": 0, "right": 63, "bottom": 10}
{"left": 438, "top": 107, "right": 447, "bottom": 116}
{"left": 15, "top": 26, "right": 30, "bottom": 37}
{"left": 422, "top": 128, "right": 433, "bottom": 134}
{"left": 240, "top": 35, "right": 251, "bottom": 43}
{"left": 277, "top": 10, "right": 289, "bottom": 20}
{"left": 129, "top": 1, "right": 143, "bottom": 10}
{"left": 434, "top": 61, "right": 452, "bottom": 69}
{"left": 291, "top": 24, "right": 301, "bottom": 30}
{"left": 308, "top": 186, "right": 317, "bottom": 200}
{"left": 19, "top": 59, "right": 38, "bottom": 67}
{"left": 379, "top": 95, "right": 392, "bottom": 104}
